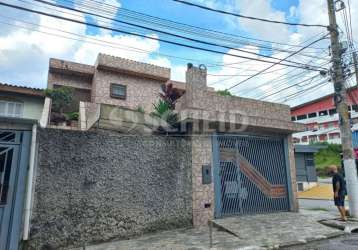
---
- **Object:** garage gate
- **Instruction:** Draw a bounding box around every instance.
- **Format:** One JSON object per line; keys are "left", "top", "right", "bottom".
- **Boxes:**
{"left": 213, "top": 134, "right": 292, "bottom": 218}
{"left": 0, "top": 130, "right": 31, "bottom": 250}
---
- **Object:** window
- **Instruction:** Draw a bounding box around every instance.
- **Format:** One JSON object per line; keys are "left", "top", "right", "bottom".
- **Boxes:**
{"left": 309, "top": 135, "right": 317, "bottom": 142}
{"left": 352, "top": 104, "right": 358, "bottom": 112}
{"left": 302, "top": 136, "right": 308, "bottom": 142}
{"left": 308, "top": 112, "right": 317, "bottom": 118}
{"left": 297, "top": 114, "right": 307, "bottom": 120}
{"left": 329, "top": 109, "right": 337, "bottom": 115}
{"left": 291, "top": 116, "right": 296, "bottom": 121}
{"left": 319, "top": 110, "right": 328, "bottom": 116}
{"left": 319, "top": 134, "right": 327, "bottom": 141}
{"left": 110, "top": 84, "right": 126, "bottom": 99}
{"left": 305, "top": 158, "right": 315, "bottom": 167}
{"left": 329, "top": 133, "right": 341, "bottom": 139}
{"left": 0, "top": 101, "right": 23, "bottom": 118}
{"left": 348, "top": 106, "right": 352, "bottom": 111}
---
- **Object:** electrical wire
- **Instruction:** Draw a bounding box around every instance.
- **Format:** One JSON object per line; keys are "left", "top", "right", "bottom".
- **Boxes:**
{"left": 0, "top": 1, "right": 328, "bottom": 72}
{"left": 62, "top": 0, "right": 329, "bottom": 50}
{"left": 259, "top": 75, "right": 321, "bottom": 100}
{"left": 31, "top": 0, "right": 327, "bottom": 69}
{"left": 172, "top": 0, "right": 328, "bottom": 28}
{"left": 0, "top": 14, "right": 268, "bottom": 72}
{"left": 225, "top": 34, "right": 329, "bottom": 91}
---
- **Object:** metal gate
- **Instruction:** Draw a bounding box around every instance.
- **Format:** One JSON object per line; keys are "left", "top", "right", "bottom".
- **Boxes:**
{"left": 0, "top": 130, "right": 30, "bottom": 250}
{"left": 213, "top": 134, "right": 291, "bottom": 218}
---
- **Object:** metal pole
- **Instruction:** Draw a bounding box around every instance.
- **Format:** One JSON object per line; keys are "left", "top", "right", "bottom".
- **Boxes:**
{"left": 209, "top": 220, "right": 213, "bottom": 248}
{"left": 327, "top": 0, "right": 358, "bottom": 217}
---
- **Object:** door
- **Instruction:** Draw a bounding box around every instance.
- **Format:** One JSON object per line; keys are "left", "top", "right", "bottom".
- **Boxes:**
{"left": 213, "top": 134, "right": 291, "bottom": 218}
{"left": 0, "top": 130, "right": 30, "bottom": 250}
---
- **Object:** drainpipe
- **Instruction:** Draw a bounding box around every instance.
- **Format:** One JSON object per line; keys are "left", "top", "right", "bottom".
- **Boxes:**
{"left": 23, "top": 123, "right": 37, "bottom": 240}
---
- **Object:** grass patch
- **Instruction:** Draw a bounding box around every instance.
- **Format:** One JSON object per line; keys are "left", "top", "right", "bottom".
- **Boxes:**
{"left": 314, "top": 143, "right": 342, "bottom": 177}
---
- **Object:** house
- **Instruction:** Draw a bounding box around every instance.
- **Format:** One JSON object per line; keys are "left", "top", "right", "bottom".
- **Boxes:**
{"left": 47, "top": 54, "right": 202, "bottom": 114}
{"left": 24, "top": 56, "right": 305, "bottom": 249}
{"left": 0, "top": 83, "right": 45, "bottom": 126}
{"left": 291, "top": 86, "right": 358, "bottom": 145}
{"left": 294, "top": 144, "right": 325, "bottom": 191}
{"left": 0, "top": 83, "right": 46, "bottom": 250}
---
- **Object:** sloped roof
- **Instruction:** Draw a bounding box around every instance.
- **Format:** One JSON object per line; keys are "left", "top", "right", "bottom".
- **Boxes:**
{"left": 0, "top": 82, "right": 44, "bottom": 97}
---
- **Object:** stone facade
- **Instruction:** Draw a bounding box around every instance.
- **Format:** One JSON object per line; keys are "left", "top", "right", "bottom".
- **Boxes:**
{"left": 177, "top": 64, "right": 303, "bottom": 226}
{"left": 48, "top": 54, "right": 171, "bottom": 114}
{"left": 191, "top": 136, "right": 214, "bottom": 226}
{"left": 29, "top": 128, "right": 192, "bottom": 249}
{"left": 91, "top": 69, "right": 165, "bottom": 113}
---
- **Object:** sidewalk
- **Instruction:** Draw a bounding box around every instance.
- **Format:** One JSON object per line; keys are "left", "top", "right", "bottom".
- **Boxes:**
{"left": 72, "top": 210, "right": 343, "bottom": 250}
{"left": 298, "top": 184, "right": 333, "bottom": 200}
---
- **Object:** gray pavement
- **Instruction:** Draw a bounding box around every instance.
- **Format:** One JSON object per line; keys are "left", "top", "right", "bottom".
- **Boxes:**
{"left": 72, "top": 210, "right": 342, "bottom": 250}
{"left": 299, "top": 198, "right": 337, "bottom": 212}
{"left": 213, "top": 210, "right": 343, "bottom": 249}
{"left": 282, "top": 233, "right": 358, "bottom": 250}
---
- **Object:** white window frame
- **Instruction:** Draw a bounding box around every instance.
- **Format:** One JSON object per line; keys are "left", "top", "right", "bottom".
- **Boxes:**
{"left": 0, "top": 100, "right": 24, "bottom": 118}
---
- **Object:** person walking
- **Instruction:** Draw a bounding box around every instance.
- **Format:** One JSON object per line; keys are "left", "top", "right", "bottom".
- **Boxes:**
{"left": 329, "top": 165, "right": 347, "bottom": 221}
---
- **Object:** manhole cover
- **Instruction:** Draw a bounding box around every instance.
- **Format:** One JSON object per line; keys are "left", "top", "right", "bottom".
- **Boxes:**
{"left": 341, "top": 239, "right": 358, "bottom": 246}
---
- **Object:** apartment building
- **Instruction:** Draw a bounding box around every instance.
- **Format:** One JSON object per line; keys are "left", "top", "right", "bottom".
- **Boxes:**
{"left": 291, "top": 86, "right": 358, "bottom": 145}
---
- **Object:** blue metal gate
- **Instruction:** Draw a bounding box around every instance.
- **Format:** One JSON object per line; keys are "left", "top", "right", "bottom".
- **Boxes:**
{"left": 0, "top": 130, "right": 30, "bottom": 250}
{"left": 213, "top": 134, "right": 290, "bottom": 218}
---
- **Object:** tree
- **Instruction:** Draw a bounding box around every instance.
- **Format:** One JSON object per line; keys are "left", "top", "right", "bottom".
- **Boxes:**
{"left": 44, "top": 87, "right": 73, "bottom": 124}
{"left": 44, "top": 87, "right": 73, "bottom": 114}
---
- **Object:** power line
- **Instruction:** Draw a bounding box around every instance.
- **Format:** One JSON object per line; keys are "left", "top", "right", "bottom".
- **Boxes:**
{"left": 247, "top": 61, "right": 331, "bottom": 97}
{"left": 259, "top": 75, "right": 322, "bottom": 100}
{"left": 32, "top": 0, "right": 325, "bottom": 69}
{"left": 226, "top": 34, "right": 329, "bottom": 91}
{"left": 0, "top": 1, "right": 327, "bottom": 72}
{"left": 62, "top": 0, "right": 328, "bottom": 50}
{"left": 173, "top": 0, "right": 328, "bottom": 28}
{"left": 0, "top": 14, "right": 263, "bottom": 72}
{"left": 274, "top": 79, "right": 328, "bottom": 102}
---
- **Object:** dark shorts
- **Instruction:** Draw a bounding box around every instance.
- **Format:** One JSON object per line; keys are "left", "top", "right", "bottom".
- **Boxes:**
{"left": 334, "top": 195, "right": 345, "bottom": 207}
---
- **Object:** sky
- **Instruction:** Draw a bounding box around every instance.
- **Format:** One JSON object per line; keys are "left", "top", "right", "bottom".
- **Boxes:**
{"left": 0, "top": 0, "right": 357, "bottom": 106}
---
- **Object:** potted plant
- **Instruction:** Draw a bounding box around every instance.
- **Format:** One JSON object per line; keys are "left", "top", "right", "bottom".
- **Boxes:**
{"left": 65, "top": 111, "right": 79, "bottom": 127}
{"left": 44, "top": 87, "right": 73, "bottom": 126}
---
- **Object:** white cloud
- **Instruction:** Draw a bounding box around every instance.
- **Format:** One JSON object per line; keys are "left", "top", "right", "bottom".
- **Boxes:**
{"left": 74, "top": 33, "right": 160, "bottom": 64}
{"left": 0, "top": 0, "right": 166, "bottom": 88}
{"left": 228, "top": 0, "right": 291, "bottom": 43}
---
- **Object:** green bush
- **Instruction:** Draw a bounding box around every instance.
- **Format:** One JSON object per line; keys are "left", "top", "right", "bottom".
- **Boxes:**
{"left": 216, "top": 89, "right": 233, "bottom": 96}
{"left": 151, "top": 99, "right": 178, "bottom": 126}
{"left": 66, "top": 112, "right": 79, "bottom": 121}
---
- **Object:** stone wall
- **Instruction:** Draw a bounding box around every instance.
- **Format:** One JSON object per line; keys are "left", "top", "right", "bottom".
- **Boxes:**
{"left": 96, "top": 54, "right": 170, "bottom": 81}
{"left": 29, "top": 129, "right": 192, "bottom": 249}
{"left": 191, "top": 136, "right": 214, "bottom": 226}
{"left": 91, "top": 68, "right": 164, "bottom": 113}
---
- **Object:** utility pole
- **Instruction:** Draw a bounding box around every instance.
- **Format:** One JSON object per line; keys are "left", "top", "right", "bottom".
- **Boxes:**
{"left": 327, "top": 0, "right": 358, "bottom": 217}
